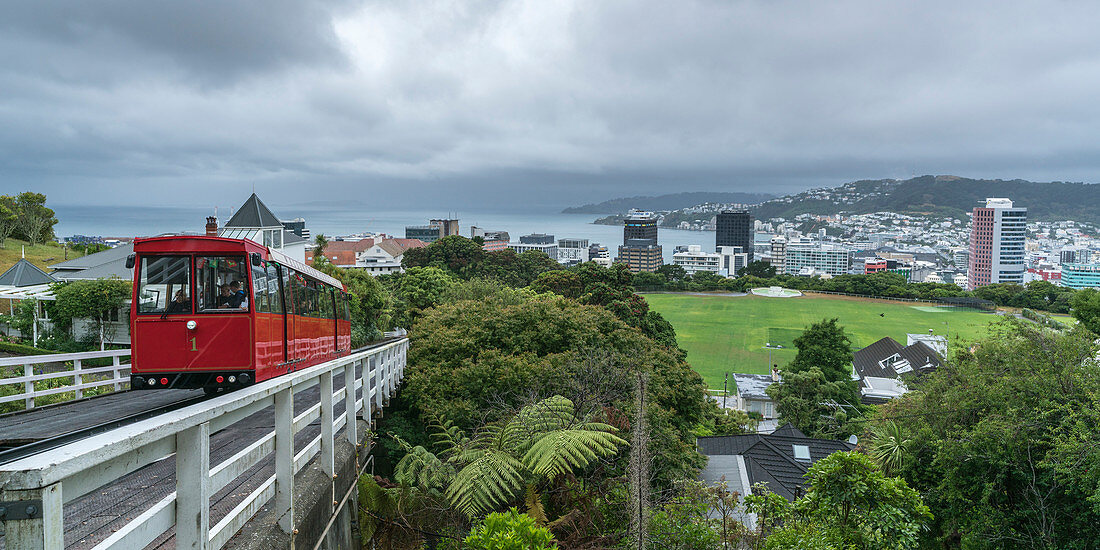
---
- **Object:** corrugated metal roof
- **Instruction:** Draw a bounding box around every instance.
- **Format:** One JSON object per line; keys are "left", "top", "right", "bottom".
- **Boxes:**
{"left": 0, "top": 259, "right": 56, "bottom": 287}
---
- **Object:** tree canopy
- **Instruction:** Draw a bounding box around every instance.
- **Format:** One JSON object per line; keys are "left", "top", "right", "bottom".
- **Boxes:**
{"left": 876, "top": 320, "right": 1100, "bottom": 548}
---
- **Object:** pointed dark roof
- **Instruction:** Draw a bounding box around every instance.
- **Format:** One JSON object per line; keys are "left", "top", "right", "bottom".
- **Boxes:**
{"left": 771, "top": 423, "right": 807, "bottom": 438}
{"left": 698, "top": 428, "right": 855, "bottom": 501}
{"left": 224, "top": 193, "right": 282, "bottom": 229}
{"left": 0, "top": 259, "right": 57, "bottom": 287}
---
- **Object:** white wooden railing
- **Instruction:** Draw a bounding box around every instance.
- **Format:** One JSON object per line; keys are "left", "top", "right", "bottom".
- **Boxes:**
{"left": 0, "top": 338, "right": 408, "bottom": 550}
{"left": 0, "top": 349, "right": 132, "bottom": 409}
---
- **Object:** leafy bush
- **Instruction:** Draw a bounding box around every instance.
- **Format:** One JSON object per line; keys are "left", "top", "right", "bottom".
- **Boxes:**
{"left": 464, "top": 508, "right": 555, "bottom": 550}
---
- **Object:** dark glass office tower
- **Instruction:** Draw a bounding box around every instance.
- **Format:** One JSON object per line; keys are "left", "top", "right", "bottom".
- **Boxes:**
{"left": 617, "top": 211, "right": 662, "bottom": 273}
{"left": 716, "top": 210, "right": 753, "bottom": 263}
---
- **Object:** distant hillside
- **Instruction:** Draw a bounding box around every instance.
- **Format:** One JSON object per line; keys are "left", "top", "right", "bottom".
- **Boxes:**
{"left": 752, "top": 175, "right": 1100, "bottom": 223}
{"left": 562, "top": 191, "right": 776, "bottom": 214}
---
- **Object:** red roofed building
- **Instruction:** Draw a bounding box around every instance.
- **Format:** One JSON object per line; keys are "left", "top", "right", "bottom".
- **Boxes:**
{"left": 306, "top": 239, "right": 376, "bottom": 267}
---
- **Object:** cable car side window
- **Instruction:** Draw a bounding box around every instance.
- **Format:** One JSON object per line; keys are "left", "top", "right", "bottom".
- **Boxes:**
{"left": 195, "top": 256, "right": 250, "bottom": 312}
{"left": 267, "top": 263, "right": 283, "bottom": 314}
{"left": 253, "top": 262, "right": 269, "bottom": 312}
{"left": 137, "top": 256, "right": 191, "bottom": 314}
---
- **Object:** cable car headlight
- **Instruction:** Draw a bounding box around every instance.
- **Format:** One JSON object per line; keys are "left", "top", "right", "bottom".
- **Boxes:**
{"left": 228, "top": 376, "right": 237, "bottom": 383}
{"left": 148, "top": 378, "right": 157, "bottom": 386}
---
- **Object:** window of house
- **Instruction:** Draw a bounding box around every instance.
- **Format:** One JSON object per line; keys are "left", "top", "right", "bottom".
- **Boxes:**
{"left": 793, "top": 445, "right": 811, "bottom": 462}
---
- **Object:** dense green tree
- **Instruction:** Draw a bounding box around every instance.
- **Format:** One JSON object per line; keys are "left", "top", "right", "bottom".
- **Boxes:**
{"left": 402, "top": 287, "right": 708, "bottom": 486}
{"left": 12, "top": 192, "right": 57, "bottom": 245}
{"left": 766, "top": 368, "right": 860, "bottom": 439}
{"left": 0, "top": 196, "right": 17, "bottom": 248}
{"left": 655, "top": 263, "right": 687, "bottom": 282}
{"left": 402, "top": 235, "right": 487, "bottom": 275}
{"left": 741, "top": 260, "right": 777, "bottom": 279}
{"left": 784, "top": 318, "right": 854, "bottom": 383}
{"left": 388, "top": 266, "right": 457, "bottom": 328}
{"left": 528, "top": 270, "right": 584, "bottom": 299}
{"left": 880, "top": 320, "right": 1100, "bottom": 548}
{"left": 767, "top": 452, "right": 931, "bottom": 550}
{"left": 632, "top": 271, "right": 667, "bottom": 288}
{"left": 1071, "top": 287, "right": 1100, "bottom": 334}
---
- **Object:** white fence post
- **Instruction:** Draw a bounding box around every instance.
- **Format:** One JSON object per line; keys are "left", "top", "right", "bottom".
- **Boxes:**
{"left": 176, "top": 422, "right": 211, "bottom": 550}
{"left": 374, "top": 355, "right": 383, "bottom": 410}
{"left": 73, "top": 359, "right": 83, "bottom": 399}
{"left": 274, "top": 387, "right": 295, "bottom": 534}
{"left": 112, "top": 355, "right": 122, "bottom": 392}
{"left": 0, "top": 482, "right": 64, "bottom": 550}
{"left": 319, "top": 370, "right": 335, "bottom": 481}
{"left": 363, "top": 357, "right": 372, "bottom": 425}
{"left": 344, "top": 362, "right": 357, "bottom": 445}
{"left": 24, "top": 363, "right": 34, "bottom": 409}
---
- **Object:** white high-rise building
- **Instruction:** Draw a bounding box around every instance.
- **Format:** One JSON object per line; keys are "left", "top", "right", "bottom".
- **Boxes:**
{"left": 967, "top": 198, "right": 1027, "bottom": 289}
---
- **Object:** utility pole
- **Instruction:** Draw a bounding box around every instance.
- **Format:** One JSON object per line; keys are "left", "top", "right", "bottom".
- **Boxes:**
{"left": 722, "top": 372, "right": 728, "bottom": 408}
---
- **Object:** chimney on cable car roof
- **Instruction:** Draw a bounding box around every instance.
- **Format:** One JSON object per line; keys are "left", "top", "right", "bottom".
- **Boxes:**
{"left": 206, "top": 216, "right": 218, "bottom": 237}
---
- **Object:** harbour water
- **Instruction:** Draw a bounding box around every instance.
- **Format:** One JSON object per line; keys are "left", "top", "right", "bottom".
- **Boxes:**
{"left": 53, "top": 204, "right": 717, "bottom": 263}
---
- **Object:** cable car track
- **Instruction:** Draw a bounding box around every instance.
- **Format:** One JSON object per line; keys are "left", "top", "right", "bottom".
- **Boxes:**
{"left": 0, "top": 394, "right": 211, "bottom": 466}
{"left": 0, "top": 338, "right": 403, "bottom": 466}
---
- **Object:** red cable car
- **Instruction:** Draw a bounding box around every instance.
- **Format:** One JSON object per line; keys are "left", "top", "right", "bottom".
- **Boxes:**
{"left": 127, "top": 236, "right": 352, "bottom": 394}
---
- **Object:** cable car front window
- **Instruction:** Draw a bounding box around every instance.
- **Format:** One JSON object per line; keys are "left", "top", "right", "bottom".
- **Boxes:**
{"left": 196, "top": 256, "right": 250, "bottom": 312}
{"left": 137, "top": 256, "right": 191, "bottom": 314}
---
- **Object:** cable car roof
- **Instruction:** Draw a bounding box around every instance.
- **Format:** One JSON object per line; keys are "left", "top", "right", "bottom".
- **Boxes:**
{"left": 265, "top": 247, "right": 345, "bottom": 290}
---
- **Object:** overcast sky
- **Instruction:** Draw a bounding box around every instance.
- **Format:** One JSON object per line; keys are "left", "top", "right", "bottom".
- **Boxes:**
{"left": 4, "top": 0, "right": 1100, "bottom": 212}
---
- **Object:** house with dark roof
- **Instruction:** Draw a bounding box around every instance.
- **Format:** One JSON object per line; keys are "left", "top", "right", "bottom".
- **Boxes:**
{"left": 698, "top": 424, "right": 855, "bottom": 528}
{"left": 852, "top": 336, "right": 942, "bottom": 403}
{"left": 218, "top": 193, "right": 308, "bottom": 262}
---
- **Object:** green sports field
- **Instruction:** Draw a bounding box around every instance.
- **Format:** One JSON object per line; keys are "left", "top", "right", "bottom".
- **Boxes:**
{"left": 644, "top": 293, "right": 999, "bottom": 389}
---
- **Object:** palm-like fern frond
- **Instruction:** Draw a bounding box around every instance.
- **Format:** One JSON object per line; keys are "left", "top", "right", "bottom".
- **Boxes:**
{"left": 868, "top": 420, "right": 912, "bottom": 476}
{"left": 523, "top": 423, "right": 627, "bottom": 480}
{"left": 392, "top": 437, "right": 454, "bottom": 491}
{"left": 429, "top": 415, "right": 469, "bottom": 457}
{"left": 446, "top": 447, "right": 527, "bottom": 518}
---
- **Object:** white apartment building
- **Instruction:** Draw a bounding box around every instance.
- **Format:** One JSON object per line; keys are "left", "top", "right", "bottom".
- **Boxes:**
{"left": 717, "top": 246, "right": 750, "bottom": 276}
{"left": 784, "top": 239, "right": 852, "bottom": 276}
{"left": 557, "top": 238, "right": 590, "bottom": 264}
{"left": 508, "top": 242, "right": 558, "bottom": 258}
{"left": 673, "top": 245, "right": 721, "bottom": 275}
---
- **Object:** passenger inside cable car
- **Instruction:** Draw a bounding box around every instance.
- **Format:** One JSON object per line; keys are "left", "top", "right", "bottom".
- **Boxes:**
{"left": 196, "top": 256, "right": 250, "bottom": 312}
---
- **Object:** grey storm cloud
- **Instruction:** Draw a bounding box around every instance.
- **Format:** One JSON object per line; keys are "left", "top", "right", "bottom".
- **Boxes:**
{"left": 3, "top": 0, "right": 1100, "bottom": 209}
